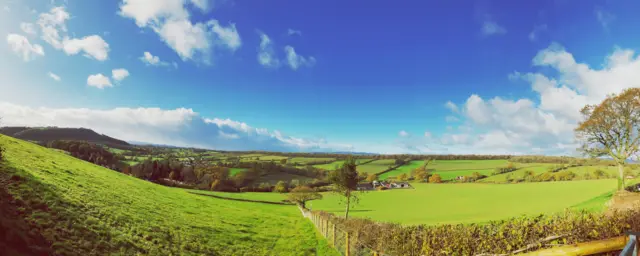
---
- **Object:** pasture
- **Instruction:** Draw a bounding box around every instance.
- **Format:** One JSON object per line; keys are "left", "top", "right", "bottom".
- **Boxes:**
{"left": 357, "top": 159, "right": 396, "bottom": 174}
{"left": 0, "top": 135, "right": 334, "bottom": 255}
{"left": 289, "top": 157, "right": 336, "bottom": 164}
{"left": 378, "top": 160, "right": 424, "bottom": 180}
{"left": 310, "top": 180, "right": 617, "bottom": 225}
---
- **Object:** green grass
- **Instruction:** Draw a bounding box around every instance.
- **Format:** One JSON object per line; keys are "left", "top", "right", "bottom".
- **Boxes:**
{"left": 313, "top": 160, "right": 345, "bottom": 170}
{"left": 289, "top": 157, "right": 336, "bottom": 164}
{"left": 378, "top": 161, "right": 423, "bottom": 180}
{"left": 480, "top": 164, "right": 556, "bottom": 182}
{"left": 434, "top": 168, "right": 496, "bottom": 181}
{"left": 191, "top": 190, "right": 288, "bottom": 203}
{"left": 429, "top": 159, "right": 508, "bottom": 171}
{"left": 254, "top": 172, "right": 316, "bottom": 186}
{"left": 0, "top": 135, "right": 334, "bottom": 255}
{"left": 230, "top": 167, "right": 247, "bottom": 176}
{"left": 357, "top": 159, "right": 396, "bottom": 174}
{"left": 311, "top": 180, "right": 617, "bottom": 225}
{"left": 258, "top": 155, "right": 289, "bottom": 161}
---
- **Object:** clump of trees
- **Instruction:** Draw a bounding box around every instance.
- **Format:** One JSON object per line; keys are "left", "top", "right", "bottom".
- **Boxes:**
{"left": 46, "top": 140, "right": 123, "bottom": 170}
{"left": 575, "top": 88, "right": 640, "bottom": 191}
{"left": 492, "top": 163, "right": 517, "bottom": 175}
{"left": 286, "top": 186, "right": 322, "bottom": 208}
{"left": 428, "top": 174, "right": 442, "bottom": 183}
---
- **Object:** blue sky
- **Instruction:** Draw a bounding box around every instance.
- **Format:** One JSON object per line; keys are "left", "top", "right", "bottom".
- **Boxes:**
{"left": 2, "top": 0, "right": 640, "bottom": 154}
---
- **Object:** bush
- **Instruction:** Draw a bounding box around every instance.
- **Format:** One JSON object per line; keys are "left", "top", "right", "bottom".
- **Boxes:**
{"left": 492, "top": 163, "right": 517, "bottom": 175}
{"left": 312, "top": 208, "right": 640, "bottom": 256}
{"left": 0, "top": 144, "right": 4, "bottom": 161}
{"left": 273, "top": 181, "right": 288, "bottom": 193}
{"left": 428, "top": 174, "right": 442, "bottom": 183}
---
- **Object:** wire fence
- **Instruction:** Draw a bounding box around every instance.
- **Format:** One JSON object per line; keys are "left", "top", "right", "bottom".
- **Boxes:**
{"left": 300, "top": 206, "right": 387, "bottom": 256}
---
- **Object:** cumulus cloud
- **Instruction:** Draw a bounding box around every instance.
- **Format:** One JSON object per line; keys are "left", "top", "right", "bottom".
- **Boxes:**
{"left": 87, "top": 74, "right": 113, "bottom": 89}
{"left": 6, "top": 34, "right": 44, "bottom": 61}
{"left": 119, "top": 0, "right": 241, "bottom": 62}
{"left": 111, "top": 68, "right": 130, "bottom": 81}
{"left": 284, "top": 45, "right": 316, "bottom": 70}
{"left": 62, "top": 35, "right": 110, "bottom": 61}
{"left": 481, "top": 21, "right": 506, "bottom": 36}
{"left": 0, "top": 102, "right": 354, "bottom": 152}
{"left": 257, "top": 31, "right": 280, "bottom": 68}
{"left": 20, "top": 22, "right": 37, "bottom": 35}
{"left": 140, "top": 51, "right": 175, "bottom": 68}
{"left": 397, "top": 43, "right": 640, "bottom": 156}
{"left": 48, "top": 72, "right": 61, "bottom": 81}
{"left": 36, "top": 6, "right": 110, "bottom": 61}
{"left": 399, "top": 130, "right": 409, "bottom": 137}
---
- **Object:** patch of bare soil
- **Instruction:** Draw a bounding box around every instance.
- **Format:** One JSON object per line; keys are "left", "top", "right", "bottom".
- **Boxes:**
{"left": 606, "top": 191, "right": 640, "bottom": 214}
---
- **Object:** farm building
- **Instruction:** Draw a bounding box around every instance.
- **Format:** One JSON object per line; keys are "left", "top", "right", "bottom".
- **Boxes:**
{"left": 390, "top": 182, "right": 411, "bottom": 189}
{"left": 357, "top": 183, "right": 375, "bottom": 191}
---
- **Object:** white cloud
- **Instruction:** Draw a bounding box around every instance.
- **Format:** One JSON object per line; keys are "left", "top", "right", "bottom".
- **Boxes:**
{"left": 284, "top": 45, "right": 316, "bottom": 70}
{"left": 399, "top": 130, "right": 409, "bottom": 137}
{"left": 0, "top": 102, "right": 354, "bottom": 152}
{"left": 396, "top": 43, "right": 640, "bottom": 156}
{"left": 528, "top": 24, "right": 547, "bottom": 41}
{"left": 595, "top": 8, "right": 615, "bottom": 30}
{"left": 87, "top": 73, "right": 113, "bottom": 89}
{"left": 481, "top": 21, "right": 506, "bottom": 36}
{"left": 444, "top": 101, "right": 458, "bottom": 113}
{"left": 257, "top": 32, "right": 280, "bottom": 68}
{"left": 111, "top": 69, "right": 130, "bottom": 81}
{"left": 48, "top": 72, "right": 61, "bottom": 81}
{"left": 119, "top": 0, "right": 241, "bottom": 62}
{"left": 62, "top": 35, "right": 110, "bottom": 61}
{"left": 139, "top": 51, "right": 176, "bottom": 68}
{"left": 190, "top": 0, "right": 209, "bottom": 11}
{"left": 287, "top": 28, "right": 301, "bottom": 36}
{"left": 20, "top": 22, "right": 37, "bottom": 35}
{"left": 6, "top": 34, "right": 45, "bottom": 61}
{"left": 37, "top": 6, "right": 110, "bottom": 61}
{"left": 445, "top": 116, "right": 459, "bottom": 122}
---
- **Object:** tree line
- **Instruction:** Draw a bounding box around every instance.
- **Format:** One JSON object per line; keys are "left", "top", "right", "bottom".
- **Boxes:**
{"left": 44, "top": 140, "right": 125, "bottom": 170}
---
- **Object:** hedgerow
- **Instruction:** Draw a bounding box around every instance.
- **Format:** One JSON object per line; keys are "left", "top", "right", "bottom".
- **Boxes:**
{"left": 313, "top": 208, "right": 640, "bottom": 255}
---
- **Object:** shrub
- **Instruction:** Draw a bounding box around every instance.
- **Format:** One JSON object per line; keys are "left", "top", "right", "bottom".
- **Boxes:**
{"left": 493, "top": 163, "right": 517, "bottom": 175}
{"left": 0, "top": 144, "right": 5, "bottom": 161}
{"left": 273, "top": 181, "right": 289, "bottom": 193}
{"left": 428, "top": 174, "right": 442, "bottom": 183}
{"left": 312, "top": 208, "right": 640, "bottom": 256}
{"left": 398, "top": 173, "right": 409, "bottom": 181}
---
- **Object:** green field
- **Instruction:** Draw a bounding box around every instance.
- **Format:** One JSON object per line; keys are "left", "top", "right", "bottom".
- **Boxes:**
{"left": 289, "top": 157, "right": 336, "bottom": 164}
{"left": 230, "top": 167, "right": 247, "bottom": 176}
{"left": 192, "top": 190, "right": 288, "bottom": 203}
{"left": 313, "top": 160, "right": 345, "bottom": 170}
{"left": 0, "top": 135, "right": 334, "bottom": 255}
{"left": 357, "top": 159, "right": 396, "bottom": 174}
{"left": 429, "top": 159, "right": 508, "bottom": 171}
{"left": 311, "top": 180, "right": 617, "bottom": 225}
{"left": 434, "top": 168, "right": 496, "bottom": 181}
{"left": 254, "top": 172, "right": 316, "bottom": 186}
{"left": 258, "top": 155, "right": 289, "bottom": 161}
{"left": 378, "top": 160, "right": 424, "bottom": 180}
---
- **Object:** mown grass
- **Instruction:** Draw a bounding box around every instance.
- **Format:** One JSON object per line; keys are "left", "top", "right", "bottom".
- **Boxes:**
{"left": 311, "top": 180, "right": 617, "bottom": 225}
{"left": 0, "top": 135, "right": 334, "bottom": 255}
{"left": 434, "top": 168, "right": 496, "bottom": 181}
{"left": 357, "top": 159, "right": 396, "bottom": 174}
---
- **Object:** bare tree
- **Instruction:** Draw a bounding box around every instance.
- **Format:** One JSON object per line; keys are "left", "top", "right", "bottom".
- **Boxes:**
{"left": 575, "top": 88, "right": 640, "bottom": 190}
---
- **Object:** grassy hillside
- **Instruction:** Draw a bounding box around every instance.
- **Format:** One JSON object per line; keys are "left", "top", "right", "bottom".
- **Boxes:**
{"left": 311, "top": 180, "right": 616, "bottom": 225}
{"left": 378, "top": 160, "right": 423, "bottom": 180}
{"left": 0, "top": 135, "right": 335, "bottom": 256}
{"left": 357, "top": 159, "right": 396, "bottom": 174}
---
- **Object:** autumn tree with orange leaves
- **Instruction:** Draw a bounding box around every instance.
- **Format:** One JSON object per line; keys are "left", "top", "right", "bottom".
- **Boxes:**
{"left": 575, "top": 88, "right": 640, "bottom": 191}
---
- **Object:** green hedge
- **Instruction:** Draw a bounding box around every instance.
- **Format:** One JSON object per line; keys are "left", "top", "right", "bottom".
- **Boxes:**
{"left": 314, "top": 208, "right": 640, "bottom": 255}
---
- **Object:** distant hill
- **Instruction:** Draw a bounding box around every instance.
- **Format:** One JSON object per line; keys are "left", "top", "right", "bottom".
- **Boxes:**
{"left": 0, "top": 126, "right": 131, "bottom": 148}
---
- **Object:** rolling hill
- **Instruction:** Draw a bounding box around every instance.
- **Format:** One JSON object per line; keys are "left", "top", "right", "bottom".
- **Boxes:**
{"left": 0, "top": 126, "right": 130, "bottom": 148}
{"left": 0, "top": 134, "right": 334, "bottom": 255}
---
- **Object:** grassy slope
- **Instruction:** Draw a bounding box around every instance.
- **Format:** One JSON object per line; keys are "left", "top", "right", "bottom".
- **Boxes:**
{"left": 0, "top": 135, "right": 334, "bottom": 256}
{"left": 289, "top": 157, "right": 336, "bottom": 164}
{"left": 229, "top": 167, "right": 247, "bottom": 176}
{"left": 311, "top": 180, "right": 616, "bottom": 225}
{"left": 378, "top": 161, "right": 423, "bottom": 180}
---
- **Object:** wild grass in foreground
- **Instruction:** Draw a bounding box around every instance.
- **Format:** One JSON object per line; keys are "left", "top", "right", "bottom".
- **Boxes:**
{"left": 0, "top": 135, "right": 334, "bottom": 256}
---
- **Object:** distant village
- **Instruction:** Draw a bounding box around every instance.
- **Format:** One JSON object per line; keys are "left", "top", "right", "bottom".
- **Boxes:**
{"left": 357, "top": 180, "right": 412, "bottom": 191}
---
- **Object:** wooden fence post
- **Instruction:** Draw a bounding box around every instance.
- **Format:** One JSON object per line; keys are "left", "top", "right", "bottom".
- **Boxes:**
{"left": 373, "top": 251, "right": 379, "bottom": 256}
{"left": 332, "top": 224, "right": 336, "bottom": 246}
{"left": 345, "top": 232, "right": 350, "bottom": 256}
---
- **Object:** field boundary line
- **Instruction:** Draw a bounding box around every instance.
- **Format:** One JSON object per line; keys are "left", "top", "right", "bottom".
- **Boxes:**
{"left": 188, "top": 191, "right": 294, "bottom": 205}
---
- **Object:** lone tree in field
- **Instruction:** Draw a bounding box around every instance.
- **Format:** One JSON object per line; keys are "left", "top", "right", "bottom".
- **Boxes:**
{"left": 328, "top": 156, "right": 359, "bottom": 219}
{"left": 576, "top": 88, "right": 640, "bottom": 191}
{"left": 287, "top": 186, "right": 322, "bottom": 208}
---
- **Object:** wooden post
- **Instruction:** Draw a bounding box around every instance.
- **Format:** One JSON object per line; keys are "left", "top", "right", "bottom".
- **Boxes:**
{"left": 345, "top": 232, "right": 350, "bottom": 256}
{"left": 373, "top": 251, "right": 379, "bottom": 256}
{"left": 332, "top": 224, "right": 336, "bottom": 246}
